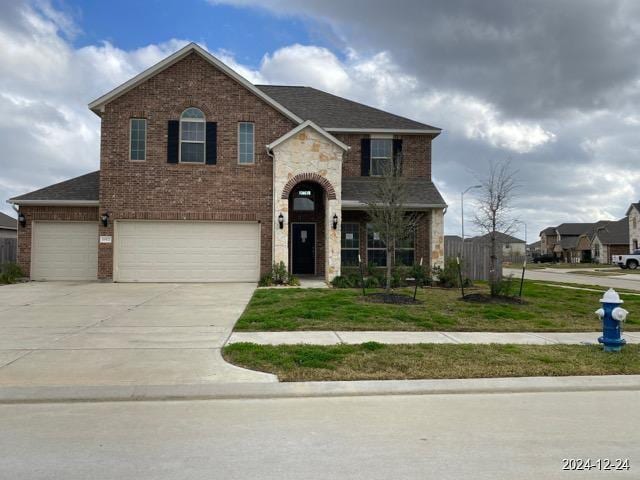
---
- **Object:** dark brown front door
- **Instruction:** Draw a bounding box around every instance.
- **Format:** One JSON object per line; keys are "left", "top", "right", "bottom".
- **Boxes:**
{"left": 292, "top": 223, "right": 315, "bottom": 274}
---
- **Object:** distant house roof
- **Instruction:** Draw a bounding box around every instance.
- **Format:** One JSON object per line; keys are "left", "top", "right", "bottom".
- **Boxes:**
{"left": 471, "top": 232, "right": 525, "bottom": 244}
{"left": 341, "top": 177, "right": 447, "bottom": 209}
{"left": 256, "top": 85, "right": 440, "bottom": 133}
{"left": 528, "top": 240, "right": 541, "bottom": 249}
{"left": 626, "top": 202, "right": 640, "bottom": 216}
{"left": 0, "top": 212, "right": 17, "bottom": 230}
{"left": 8, "top": 171, "right": 99, "bottom": 205}
{"left": 593, "top": 217, "right": 629, "bottom": 245}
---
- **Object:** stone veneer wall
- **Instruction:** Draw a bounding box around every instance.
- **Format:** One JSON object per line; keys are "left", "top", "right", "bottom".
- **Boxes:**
{"left": 629, "top": 207, "right": 640, "bottom": 252}
{"left": 272, "top": 127, "right": 343, "bottom": 281}
{"left": 429, "top": 208, "right": 445, "bottom": 268}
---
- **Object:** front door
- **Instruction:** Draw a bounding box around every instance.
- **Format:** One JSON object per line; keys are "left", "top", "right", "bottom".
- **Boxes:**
{"left": 292, "top": 223, "right": 315, "bottom": 274}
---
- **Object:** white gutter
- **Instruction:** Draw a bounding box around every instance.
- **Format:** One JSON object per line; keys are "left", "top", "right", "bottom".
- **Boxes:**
{"left": 325, "top": 128, "right": 441, "bottom": 135}
{"left": 341, "top": 200, "right": 448, "bottom": 210}
{"left": 6, "top": 199, "right": 100, "bottom": 207}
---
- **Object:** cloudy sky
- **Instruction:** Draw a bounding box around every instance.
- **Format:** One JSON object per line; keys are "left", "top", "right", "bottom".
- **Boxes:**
{"left": 2, "top": 0, "right": 640, "bottom": 240}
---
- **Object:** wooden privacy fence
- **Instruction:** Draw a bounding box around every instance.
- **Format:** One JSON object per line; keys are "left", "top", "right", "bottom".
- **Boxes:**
{"left": 444, "top": 237, "right": 503, "bottom": 281}
{"left": 0, "top": 238, "right": 17, "bottom": 264}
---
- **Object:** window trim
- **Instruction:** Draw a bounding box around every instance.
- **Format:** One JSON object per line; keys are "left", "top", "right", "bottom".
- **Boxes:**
{"left": 369, "top": 136, "right": 393, "bottom": 177}
{"left": 395, "top": 231, "right": 416, "bottom": 266}
{"left": 179, "top": 108, "right": 206, "bottom": 164}
{"left": 129, "top": 118, "right": 147, "bottom": 162}
{"left": 341, "top": 223, "right": 360, "bottom": 266}
{"left": 237, "top": 122, "right": 255, "bottom": 165}
{"left": 366, "top": 223, "right": 387, "bottom": 266}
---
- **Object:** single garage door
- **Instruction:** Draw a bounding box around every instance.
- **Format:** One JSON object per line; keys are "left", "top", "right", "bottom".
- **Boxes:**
{"left": 31, "top": 222, "right": 98, "bottom": 280}
{"left": 114, "top": 221, "right": 260, "bottom": 282}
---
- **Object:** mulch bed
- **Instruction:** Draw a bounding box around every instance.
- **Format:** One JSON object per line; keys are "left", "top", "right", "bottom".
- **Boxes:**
{"left": 461, "top": 293, "right": 526, "bottom": 305}
{"left": 364, "top": 293, "right": 422, "bottom": 304}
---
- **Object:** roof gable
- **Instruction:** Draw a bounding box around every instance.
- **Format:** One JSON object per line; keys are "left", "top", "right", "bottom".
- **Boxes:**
{"left": 88, "top": 43, "right": 303, "bottom": 124}
{"left": 266, "top": 120, "right": 349, "bottom": 152}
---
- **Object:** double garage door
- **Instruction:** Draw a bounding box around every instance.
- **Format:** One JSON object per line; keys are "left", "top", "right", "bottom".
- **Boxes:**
{"left": 31, "top": 221, "right": 260, "bottom": 282}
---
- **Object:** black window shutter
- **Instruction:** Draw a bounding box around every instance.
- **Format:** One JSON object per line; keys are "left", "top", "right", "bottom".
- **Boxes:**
{"left": 167, "top": 120, "right": 179, "bottom": 164}
{"left": 361, "top": 138, "right": 371, "bottom": 176}
{"left": 392, "top": 138, "right": 403, "bottom": 171}
{"left": 206, "top": 122, "right": 217, "bottom": 165}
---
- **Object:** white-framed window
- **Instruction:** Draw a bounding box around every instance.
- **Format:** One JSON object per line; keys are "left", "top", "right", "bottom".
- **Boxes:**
{"left": 370, "top": 138, "right": 393, "bottom": 176}
{"left": 180, "top": 107, "right": 205, "bottom": 163}
{"left": 238, "top": 122, "right": 255, "bottom": 164}
{"left": 395, "top": 233, "right": 415, "bottom": 266}
{"left": 367, "top": 224, "right": 387, "bottom": 266}
{"left": 341, "top": 223, "right": 360, "bottom": 266}
{"left": 129, "top": 118, "right": 146, "bottom": 161}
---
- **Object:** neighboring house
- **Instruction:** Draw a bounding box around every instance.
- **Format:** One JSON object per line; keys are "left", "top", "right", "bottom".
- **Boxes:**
{"left": 590, "top": 217, "right": 629, "bottom": 263}
{"left": 0, "top": 212, "right": 17, "bottom": 239}
{"left": 527, "top": 240, "right": 541, "bottom": 256}
{"left": 470, "top": 232, "right": 526, "bottom": 257}
{"left": 627, "top": 203, "right": 640, "bottom": 252}
{"left": 539, "top": 222, "right": 608, "bottom": 263}
{"left": 8, "top": 43, "right": 446, "bottom": 282}
{"left": 540, "top": 220, "right": 628, "bottom": 263}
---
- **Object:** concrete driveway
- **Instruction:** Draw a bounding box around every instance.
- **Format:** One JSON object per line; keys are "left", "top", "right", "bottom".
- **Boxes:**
{"left": 0, "top": 282, "right": 275, "bottom": 387}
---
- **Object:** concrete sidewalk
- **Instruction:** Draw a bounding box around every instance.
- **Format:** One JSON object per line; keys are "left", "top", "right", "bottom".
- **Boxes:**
{"left": 227, "top": 330, "right": 640, "bottom": 345}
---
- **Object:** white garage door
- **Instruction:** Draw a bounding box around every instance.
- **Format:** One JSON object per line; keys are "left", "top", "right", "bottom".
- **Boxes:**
{"left": 114, "top": 221, "right": 260, "bottom": 282}
{"left": 31, "top": 222, "right": 98, "bottom": 281}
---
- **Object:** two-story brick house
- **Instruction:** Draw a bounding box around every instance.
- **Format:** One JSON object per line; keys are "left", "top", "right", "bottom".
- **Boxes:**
{"left": 8, "top": 43, "right": 446, "bottom": 283}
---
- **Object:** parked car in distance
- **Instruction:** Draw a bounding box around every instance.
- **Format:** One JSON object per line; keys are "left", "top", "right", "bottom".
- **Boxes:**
{"left": 532, "top": 253, "right": 557, "bottom": 264}
{"left": 612, "top": 250, "right": 640, "bottom": 269}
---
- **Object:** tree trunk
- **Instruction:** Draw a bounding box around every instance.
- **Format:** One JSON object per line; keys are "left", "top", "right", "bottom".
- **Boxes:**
{"left": 386, "top": 243, "right": 393, "bottom": 294}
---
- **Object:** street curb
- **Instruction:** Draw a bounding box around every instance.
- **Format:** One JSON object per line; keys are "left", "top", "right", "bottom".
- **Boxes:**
{"left": 1, "top": 375, "right": 639, "bottom": 404}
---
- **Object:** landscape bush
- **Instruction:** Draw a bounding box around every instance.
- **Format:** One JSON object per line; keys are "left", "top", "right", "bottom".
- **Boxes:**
{"left": 0, "top": 263, "right": 23, "bottom": 284}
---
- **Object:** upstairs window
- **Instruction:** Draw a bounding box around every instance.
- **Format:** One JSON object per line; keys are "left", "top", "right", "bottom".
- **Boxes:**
{"left": 129, "top": 119, "right": 146, "bottom": 161}
{"left": 180, "top": 108, "right": 205, "bottom": 163}
{"left": 238, "top": 122, "right": 255, "bottom": 164}
{"left": 370, "top": 138, "right": 392, "bottom": 176}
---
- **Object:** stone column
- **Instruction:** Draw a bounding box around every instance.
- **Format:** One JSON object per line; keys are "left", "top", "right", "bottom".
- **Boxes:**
{"left": 325, "top": 197, "right": 341, "bottom": 282}
{"left": 273, "top": 196, "right": 289, "bottom": 270}
{"left": 430, "top": 208, "right": 445, "bottom": 268}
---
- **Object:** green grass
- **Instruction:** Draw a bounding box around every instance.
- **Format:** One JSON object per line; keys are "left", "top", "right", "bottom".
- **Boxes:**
{"left": 235, "top": 281, "right": 640, "bottom": 332}
{"left": 222, "top": 343, "right": 640, "bottom": 381}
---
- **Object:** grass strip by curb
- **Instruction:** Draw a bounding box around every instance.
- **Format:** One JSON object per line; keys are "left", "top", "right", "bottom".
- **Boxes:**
{"left": 222, "top": 343, "right": 640, "bottom": 382}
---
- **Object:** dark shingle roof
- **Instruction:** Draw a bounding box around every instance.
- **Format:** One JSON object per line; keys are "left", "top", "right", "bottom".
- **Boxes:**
{"left": 256, "top": 85, "right": 440, "bottom": 131}
{"left": 595, "top": 217, "right": 629, "bottom": 245}
{"left": 9, "top": 171, "right": 99, "bottom": 203}
{"left": 342, "top": 177, "right": 446, "bottom": 207}
{"left": 555, "top": 223, "right": 598, "bottom": 236}
{"left": 471, "top": 232, "right": 525, "bottom": 244}
{"left": 0, "top": 212, "right": 17, "bottom": 230}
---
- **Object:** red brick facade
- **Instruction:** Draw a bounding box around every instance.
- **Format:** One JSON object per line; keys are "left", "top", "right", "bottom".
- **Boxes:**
{"left": 16, "top": 50, "right": 439, "bottom": 280}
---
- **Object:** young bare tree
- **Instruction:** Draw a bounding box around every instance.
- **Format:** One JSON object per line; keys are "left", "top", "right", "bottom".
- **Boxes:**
{"left": 366, "top": 157, "right": 419, "bottom": 295}
{"left": 472, "top": 159, "right": 519, "bottom": 296}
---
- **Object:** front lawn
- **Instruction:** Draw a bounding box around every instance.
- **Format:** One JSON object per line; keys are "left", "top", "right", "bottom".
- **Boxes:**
{"left": 235, "top": 281, "right": 640, "bottom": 332}
{"left": 222, "top": 343, "right": 640, "bottom": 381}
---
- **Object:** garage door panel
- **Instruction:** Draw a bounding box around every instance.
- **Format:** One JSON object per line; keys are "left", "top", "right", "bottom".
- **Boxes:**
{"left": 32, "top": 222, "right": 98, "bottom": 281}
{"left": 115, "top": 222, "right": 260, "bottom": 282}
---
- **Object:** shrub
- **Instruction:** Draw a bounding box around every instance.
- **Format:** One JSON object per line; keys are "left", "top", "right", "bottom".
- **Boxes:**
{"left": 259, "top": 262, "right": 299, "bottom": 287}
{"left": 0, "top": 263, "right": 23, "bottom": 285}
{"left": 434, "top": 258, "right": 471, "bottom": 288}
{"left": 493, "top": 274, "right": 515, "bottom": 297}
{"left": 331, "top": 275, "right": 353, "bottom": 288}
{"left": 364, "top": 276, "right": 380, "bottom": 288}
{"left": 409, "top": 263, "right": 432, "bottom": 286}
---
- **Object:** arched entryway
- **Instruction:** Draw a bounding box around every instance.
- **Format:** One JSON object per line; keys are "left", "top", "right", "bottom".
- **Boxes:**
{"left": 288, "top": 181, "right": 327, "bottom": 276}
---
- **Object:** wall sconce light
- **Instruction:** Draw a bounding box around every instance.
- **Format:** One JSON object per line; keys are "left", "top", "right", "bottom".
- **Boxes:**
{"left": 101, "top": 212, "right": 109, "bottom": 227}
{"left": 18, "top": 212, "right": 26, "bottom": 227}
{"left": 278, "top": 213, "right": 284, "bottom": 229}
{"left": 332, "top": 213, "right": 339, "bottom": 230}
